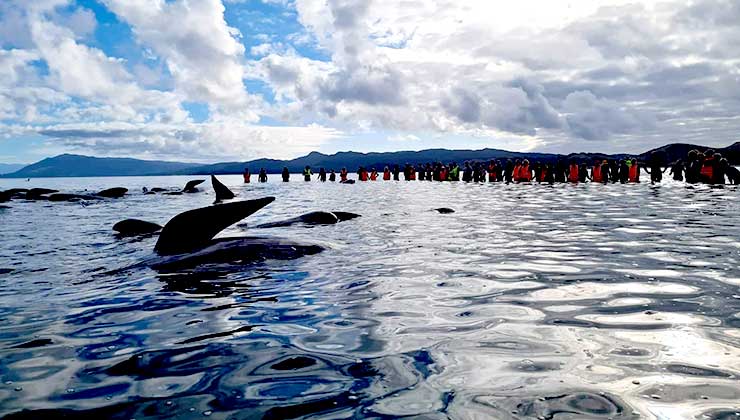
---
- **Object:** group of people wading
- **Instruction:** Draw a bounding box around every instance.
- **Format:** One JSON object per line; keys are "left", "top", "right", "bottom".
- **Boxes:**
{"left": 240, "top": 149, "right": 739, "bottom": 185}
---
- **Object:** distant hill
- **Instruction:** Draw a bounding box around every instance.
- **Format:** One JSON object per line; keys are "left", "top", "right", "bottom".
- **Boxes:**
{"left": 0, "top": 163, "right": 25, "bottom": 175}
{"left": 2, "top": 142, "right": 737, "bottom": 178}
{"left": 1, "top": 154, "right": 199, "bottom": 178}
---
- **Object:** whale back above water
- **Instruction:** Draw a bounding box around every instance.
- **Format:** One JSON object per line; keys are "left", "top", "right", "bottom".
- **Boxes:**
{"left": 154, "top": 197, "right": 275, "bottom": 255}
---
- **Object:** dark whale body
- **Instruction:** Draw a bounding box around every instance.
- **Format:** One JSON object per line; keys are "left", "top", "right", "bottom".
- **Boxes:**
{"left": 254, "top": 211, "right": 361, "bottom": 228}
{"left": 97, "top": 187, "right": 128, "bottom": 198}
{"left": 183, "top": 179, "right": 205, "bottom": 193}
{"left": 113, "top": 219, "right": 162, "bottom": 236}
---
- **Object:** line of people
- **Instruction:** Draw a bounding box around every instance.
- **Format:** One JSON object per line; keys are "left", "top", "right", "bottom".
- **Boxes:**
{"left": 241, "top": 149, "right": 739, "bottom": 185}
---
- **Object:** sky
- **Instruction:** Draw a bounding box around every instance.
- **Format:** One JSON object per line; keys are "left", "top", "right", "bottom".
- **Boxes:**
{"left": 1, "top": 0, "right": 739, "bottom": 164}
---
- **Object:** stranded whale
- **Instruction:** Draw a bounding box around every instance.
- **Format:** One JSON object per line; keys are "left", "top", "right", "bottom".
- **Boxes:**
{"left": 112, "top": 197, "right": 358, "bottom": 272}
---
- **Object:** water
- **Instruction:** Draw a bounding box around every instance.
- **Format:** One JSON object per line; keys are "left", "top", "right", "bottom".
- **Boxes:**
{"left": 1, "top": 176, "right": 739, "bottom": 419}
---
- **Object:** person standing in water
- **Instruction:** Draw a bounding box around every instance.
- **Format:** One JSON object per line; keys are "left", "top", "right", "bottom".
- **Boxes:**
{"left": 568, "top": 161, "right": 580, "bottom": 183}
{"left": 370, "top": 168, "right": 379, "bottom": 181}
{"left": 392, "top": 165, "right": 400, "bottom": 181}
{"left": 329, "top": 169, "right": 336, "bottom": 182}
{"left": 503, "top": 160, "right": 514, "bottom": 183}
{"left": 449, "top": 162, "right": 460, "bottom": 181}
{"left": 383, "top": 166, "right": 391, "bottom": 180}
{"left": 303, "top": 166, "right": 312, "bottom": 181}
{"left": 318, "top": 167, "right": 327, "bottom": 182}
{"left": 281, "top": 167, "right": 289, "bottom": 182}
{"left": 340, "top": 167, "right": 348, "bottom": 182}
{"left": 243, "top": 168, "right": 251, "bottom": 183}
{"left": 644, "top": 153, "right": 667, "bottom": 183}
{"left": 668, "top": 160, "right": 683, "bottom": 181}
{"left": 259, "top": 168, "right": 268, "bottom": 183}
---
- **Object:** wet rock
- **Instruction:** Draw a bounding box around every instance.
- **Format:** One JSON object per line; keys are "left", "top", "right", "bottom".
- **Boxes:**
{"left": 97, "top": 187, "right": 128, "bottom": 198}
{"left": 113, "top": 219, "right": 162, "bottom": 236}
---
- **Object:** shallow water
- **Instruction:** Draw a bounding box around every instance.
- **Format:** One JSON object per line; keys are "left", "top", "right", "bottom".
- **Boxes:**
{"left": 0, "top": 176, "right": 739, "bottom": 419}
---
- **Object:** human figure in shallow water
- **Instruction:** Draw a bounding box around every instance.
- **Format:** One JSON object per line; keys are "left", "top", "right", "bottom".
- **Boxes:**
{"left": 504, "top": 160, "right": 514, "bottom": 183}
{"left": 318, "top": 167, "right": 327, "bottom": 182}
{"left": 281, "top": 167, "right": 289, "bottom": 182}
{"left": 643, "top": 153, "right": 667, "bottom": 183}
{"left": 329, "top": 169, "right": 336, "bottom": 182}
{"left": 669, "top": 160, "right": 684, "bottom": 181}
{"left": 259, "top": 168, "right": 268, "bottom": 183}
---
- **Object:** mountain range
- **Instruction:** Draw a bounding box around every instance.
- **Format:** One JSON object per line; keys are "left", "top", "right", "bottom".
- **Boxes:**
{"left": 1, "top": 142, "right": 738, "bottom": 178}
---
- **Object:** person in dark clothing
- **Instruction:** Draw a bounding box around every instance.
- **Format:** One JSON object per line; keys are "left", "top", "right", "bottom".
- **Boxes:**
{"left": 724, "top": 159, "right": 740, "bottom": 184}
{"left": 318, "top": 167, "right": 327, "bottom": 182}
{"left": 472, "top": 162, "right": 481, "bottom": 182}
{"left": 578, "top": 163, "right": 589, "bottom": 183}
{"left": 554, "top": 160, "right": 566, "bottom": 183}
{"left": 618, "top": 160, "right": 629, "bottom": 183}
{"left": 609, "top": 160, "right": 619, "bottom": 183}
{"left": 685, "top": 150, "right": 700, "bottom": 184}
{"left": 504, "top": 160, "right": 514, "bottom": 184}
{"left": 259, "top": 168, "right": 268, "bottom": 183}
{"left": 426, "top": 163, "right": 434, "bottom": 181}
{"left": 669, "top": 160, "right": 684, "bottom": 181}
{"left": 462, "top": 162, "right": 473, "bottom": 182}
{"left": 303, "top": 166, "right": 312, "bottom": 181}
{"left": 644, "top": 153, "right": 667, "bottom": 183}
{"left": 329, "top": 169, "right": 336, "bottom": 182}
{"left": 393, "top": 165, "right": 400, "bottom": 181}
{"left": 281, "top": 167, "right": 289, "bottom": 182}
{"left": 495, "top": 160, "right": 504, "bottom": 182}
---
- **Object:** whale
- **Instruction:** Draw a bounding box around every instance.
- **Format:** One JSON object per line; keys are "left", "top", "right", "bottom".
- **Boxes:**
{"left": 97, "top": 187, "right": 128, "bottom": 198}
{"left": 183, "top": 179, "right": 205, "bottom": 193}
{"left": 109, "top": 197, "right": 360, "bottom": 272}
{"left": 252, "top": 211, "right": 361, "bottom": 228}
{"left": 211, "top": 175, "right": 235, "bottom": 202}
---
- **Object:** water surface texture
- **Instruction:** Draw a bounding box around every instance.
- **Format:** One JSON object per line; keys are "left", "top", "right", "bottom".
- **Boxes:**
{"left": 1, "top": 176, "right": 739, "bottom": 419}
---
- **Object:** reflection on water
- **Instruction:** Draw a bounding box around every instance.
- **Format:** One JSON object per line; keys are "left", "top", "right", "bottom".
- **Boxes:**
{"left": 1, "top": 176, "right": 739, "bottom": 419}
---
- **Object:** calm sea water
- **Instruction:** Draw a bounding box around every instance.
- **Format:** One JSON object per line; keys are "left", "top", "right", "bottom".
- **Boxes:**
{"left": 0, "top": 175, "right": 739, "bottom": 419}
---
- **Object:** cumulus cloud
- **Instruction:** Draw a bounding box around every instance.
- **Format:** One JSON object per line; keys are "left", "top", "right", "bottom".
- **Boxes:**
{"left": 3, "top": 0, "right": 740, "bottom": 160}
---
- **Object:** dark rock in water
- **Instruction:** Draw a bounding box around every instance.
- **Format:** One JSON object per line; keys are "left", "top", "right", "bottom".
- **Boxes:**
{"left": 340, "top": 179, "right": 355, "bottom": 184}
{"left": 211, "top": 175, "right": 235, "bottom": 202}
{"left": 183, "top": 179, "right": 205, "bottom": 193}
{"left": 25, "top": 188, "right": 59, "bottom": 200}
{"left": 97, "top": 187, "right": 128, "bottom": 198}
{"left": 254, "top": 211, "right": 361, "bottom": 228}
{"left": 48, "top": 193, "right": 100, "bottom": 202}
{"left": 155, "top": 197, "right": 275, "bottom": 255}
{"left": 435, "top": 208, "right": 455, "bottom": 214}
{"left": 113, "top": 219, "right": 162, "bottom": 236}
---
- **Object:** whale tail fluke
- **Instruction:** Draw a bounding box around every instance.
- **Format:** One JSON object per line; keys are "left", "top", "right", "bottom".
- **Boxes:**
{"left": 183, "top": 179, "right": 205, "bottom": 193}
{"left": 155, "top": 197, "right": 275, "bottom": 255}
{"left": 211, "top": 175, "right": 235, "bottom": 202}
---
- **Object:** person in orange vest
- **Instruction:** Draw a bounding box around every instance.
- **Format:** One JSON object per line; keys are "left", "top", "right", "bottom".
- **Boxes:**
{"left": 517, "top": 159, "right": 532, "bottom": 182}
{"left": 512, "top": 159, "right": 522, "bottom": 182}
{"left": 627, "top": 159, "right": 640, "bottom": 183}
{"left": 340, "top": 167, "right": 348, "bottom": 182}
{"left": 568, "top": 161, "right": 580, "bottom": 183}
{"left": 358, "top": 166, "right": 369, "bottom": 181}
{"left": 699, "top": 150, "right": 716, "bottom": 183}
{"left": 370, "top": 168, "right": 379, "bottom": 181}
{"left": 487, "top": 160, "right": 497, "bottom": 182}
{"left": 382, "top": 166, "right": 391, "bottom": 180}
{"left": 591, "top": 160, "right": 605, "bottom": 183}
{"left": 243, "top": 167, "right": 251, "bottom": 183}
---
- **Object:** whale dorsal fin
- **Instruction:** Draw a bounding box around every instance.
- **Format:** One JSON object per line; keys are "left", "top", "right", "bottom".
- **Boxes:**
{"left": 155, "top": 197, "right": 275, "bottom": 255}
{"left": 211, "top": 175, "right": 235, "bottom": 201}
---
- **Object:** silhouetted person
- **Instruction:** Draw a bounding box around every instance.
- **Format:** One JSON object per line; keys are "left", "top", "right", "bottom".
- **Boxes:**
{"left": 669, "top": 160, "right": 685, "bottom": 181}
{"left": 644, "top": 153, "right": 666, "bottom": 183}
{"left": 329, "top": 169, "right": 336, "bottom": 182}
{"left": 393, "top": 164, "right": 400, "bottom": 181}
{"left": 281, "top": 167, "right": 289, "bottom": 182}
{"left": 504, "top": 160, "right": 514, "bottom": 183}
{"left": 303, "top": 165, "right": 312, "bottom": 181}
{"left": 318, "top": 167, "right": 327, "bottom": 182}
{"left": 555, "top": 160, "right": 567, "bottom": 183}
{"left": 259, "top": 168, "right": 268, "bottom": 183}
{"left": 463, "top": 162, "right": 473, "bottom": 182}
